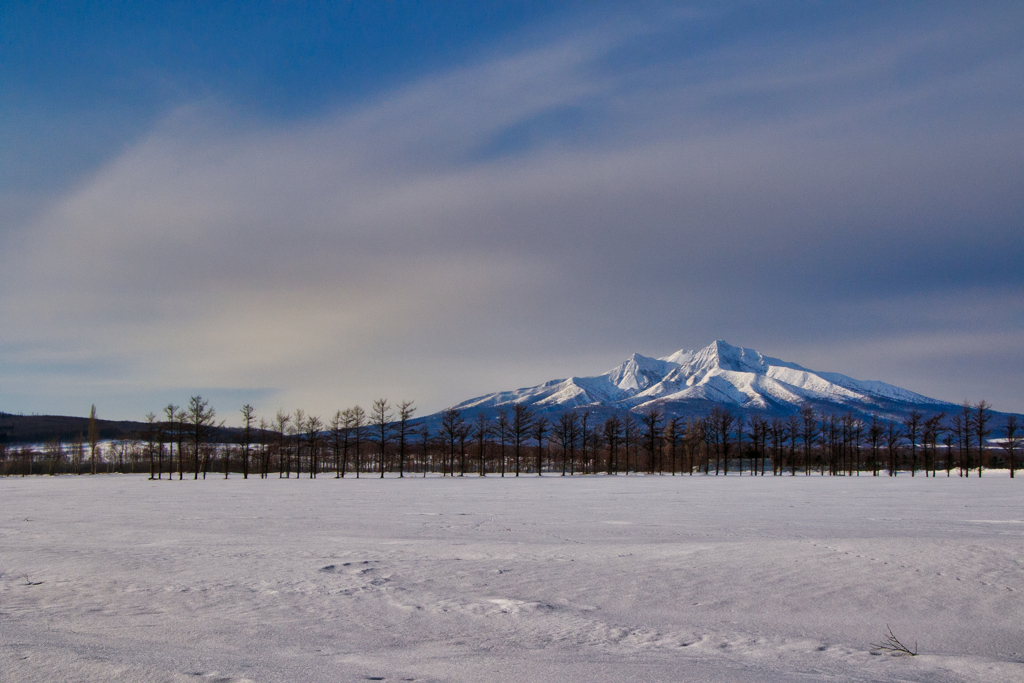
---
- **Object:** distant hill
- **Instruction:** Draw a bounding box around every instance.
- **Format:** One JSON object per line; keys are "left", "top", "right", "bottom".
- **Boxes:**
{"left": 0, "top": 413, "right": 240, "bottom": 446}
{"left": 0, "top": 413, "right": 149, "bottom": 445}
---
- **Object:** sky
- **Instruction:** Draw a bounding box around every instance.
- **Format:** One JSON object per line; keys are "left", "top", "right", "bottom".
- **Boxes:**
{"left": 1, "top": 2, "right": 1022, "bottom": 423}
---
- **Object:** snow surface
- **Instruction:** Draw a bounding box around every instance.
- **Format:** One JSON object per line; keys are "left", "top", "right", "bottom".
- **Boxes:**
{"left": 2, "top": 475, "right": 1023, "bottom": 683}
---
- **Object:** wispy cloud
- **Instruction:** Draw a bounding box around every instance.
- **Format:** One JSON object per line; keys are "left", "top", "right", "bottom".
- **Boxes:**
{"left": 2, "top": 6, "right": 1021, "bottom": 418}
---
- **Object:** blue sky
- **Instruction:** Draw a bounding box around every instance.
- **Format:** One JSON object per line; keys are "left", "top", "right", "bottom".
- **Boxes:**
{"left": 1, "top": 2, "right": 1022, "bottom": 422}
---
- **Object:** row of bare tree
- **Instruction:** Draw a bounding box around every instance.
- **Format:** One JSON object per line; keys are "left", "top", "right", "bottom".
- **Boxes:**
{"left": 1, "top": 398, "right": 1019, "bottom": 479}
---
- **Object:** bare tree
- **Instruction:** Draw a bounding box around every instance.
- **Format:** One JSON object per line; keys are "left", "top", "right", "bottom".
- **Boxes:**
{"left": 418, "top": 424, "right": 431, "bottom": 476}
{"left": 495, "top": 409, "right": 509, "bottom": 477}
{"left": 107, "top": 439, "right": 119, "bottom": 474}
{"left": 685, "top": 418, "right": 701, "bottom": 475}
{"left": 457, "top": 419, "right": 471, "bottom": 476}
{"left": 440, "top": 407, "right": 465, "bottom": 477}
{"left": 329, "top": 411, "right": 345, "bottom": 477}
{"left": 821, "top": 413, "right": 837, "bottom": 476}
{"left": 943, "top": 430, "right": 954, "bottom": 477}
{"left": 555, "top": 411, "right": 577, "bottom": 476}
{"left": 511, "top": 404, "right": 533, "bottom": 477}
{"left": 395, "top": 400, "right": 416, "bottom": 478}
{"left": 44, "top": 437, "right": 64, "bottom": 475}
{"left": 852, "top": 416, "right": 863, "bottom": 476}
{"left": 532, "top": 416, "right": 549, "bottom": 476}
{"left": 885, "top": 420, "right": 903, "bottom": 476}
{"left": 291, "top": 409, "right": 306, "bottom": 478}
{"left": 70, "top": 431, "right": 85, "bottom": 475}
{"left": 922, "top": 412, "right": 945, "bottom": 477}
{"left": 956, "top": 401, "right": 972, "bottom": 476}
{"left": 800, "top": 406, "right": 818, "bottom": 476}
{"left": 903, "top": 409, "right": 923, "bottom": 477}
{"left": 161, "top": 404, "right": 177, "bottom": 480}
{"left": 761, "top": 413, "right": 774, "bottom": 475}
{"left": 578, "top": 410, "right": 592, "bottom": 474}
{"left": 769, "top": 416, "right": 786, "bottom": 476}
{"left": 142, "top": 413, "right": 157, "bottom": 479}
{"left": 748, "top": 414, "right": 767, "bottom": 476}
{"left": 18, "top": 445, "right": 30, "bottom": 477}
{"left": 973, "top": 400, "right": 992, "bottom": 477}
{"left": 88, "top": 404, "right": 99, "bottom": 475}
{"left": 867, "top": 414, "right": 883, "bottom": 476}
{"left": 473, "top": 412, "right": 491, "bottom": 476}
{"left": 734, "top": 413, "right": 746, "bottom": 475}
{"left": 305, "top": 415, "right": 322, "bottom": 478}
{"left": 641, "top": 408, "right": 663, "bottom": 474}
{"left": 240, "top": 404, "right": 256, "bottom": 479}
{"left": 719, "top": 407, "right": 735, "bottom": 475}
{"left": 258, "top": 418, "right": 270, "bottom": 478}
{"left": 174, "top": 406, "right": 186, "bottom": 480}
{"left": 370, "top": 399, "right": 392, "bottom": 478}
{"left": 350, "top": 405, "right": 366, "bottom": 478}
{"left": 703, "top": 409, "right": 719, "bottom": 474}
{"left": 623, "top": 412, "right": 638, "bottom": 475}
{"left": 839, "top": 413, "right": 853, "bottom": 475}
{"left": 1003, "top": 414, "right": 1020, "bottom": 478}
{"left": 701, "top": 413, "right": 715, "bottom": 474}
{"left": 185, "top": 396, "right": 220, "bottom": 480}
{"left": 665, "top": 416, "right": 682, "bottom": 475}
{"left": 786, "top": 414, "right": 800, "bottom": 476}
{"left": 761, "top": 414, "right": 773, "bottom": 475}
{"left": 591, "top": 425, "right": 607, "bottom": 475}
{"left": 221, "top": 442, "right": 233, "bottom": 479}
{"left": 339, "top": 408, "right": 356, "bottom": 477}
{"left": 128, "top": 434, "right": 142, "bottom": 473}
{"left": 705, "top": 406, "right": 732, "bottom": 475}
{"left": 274, "top": 410, "right": 292, "bottom": 478}
{"left": 568, "top": 411, "right": 581, "bottom": 475}
{"left": 604, "top": 415, "right": 622, "bottom": 474}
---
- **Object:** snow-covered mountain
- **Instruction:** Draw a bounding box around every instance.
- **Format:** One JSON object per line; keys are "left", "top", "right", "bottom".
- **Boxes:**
{"left": 448, "top": 340, "right": 954, "bottom": 420}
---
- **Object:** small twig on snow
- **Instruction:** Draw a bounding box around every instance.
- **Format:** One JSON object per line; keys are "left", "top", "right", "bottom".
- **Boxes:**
{"left": 21, "top": 573, "right": 43, "bottom": 586}
{"left": 871, "top": 624, "right": 917, "bottom": 656}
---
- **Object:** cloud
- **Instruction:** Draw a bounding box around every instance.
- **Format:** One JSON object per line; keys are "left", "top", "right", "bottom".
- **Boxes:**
{"left": 1, "top": 6, "right": 1022, "bottom": 419}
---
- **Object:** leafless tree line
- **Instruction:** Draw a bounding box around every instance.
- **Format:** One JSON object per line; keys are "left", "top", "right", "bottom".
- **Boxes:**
{"left": 2, "top": 398, "right": 1020, "bottom": 479}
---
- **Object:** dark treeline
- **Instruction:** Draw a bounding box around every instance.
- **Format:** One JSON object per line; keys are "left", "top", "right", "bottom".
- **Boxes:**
{"left": 0, "top": 411, "right": 149, "bottom": 444}
{"left": 1, "top": 398, "right": 1020, "bottom": 480}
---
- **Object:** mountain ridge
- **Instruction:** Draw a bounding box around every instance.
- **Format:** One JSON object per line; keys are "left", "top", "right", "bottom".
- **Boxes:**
{"left": 447, "top": 340, "right": 956, "bottom": 421}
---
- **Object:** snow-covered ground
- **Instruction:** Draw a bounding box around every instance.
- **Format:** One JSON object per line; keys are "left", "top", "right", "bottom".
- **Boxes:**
{"left": 2, "top": 474, "right": 1022, "bottom": 682}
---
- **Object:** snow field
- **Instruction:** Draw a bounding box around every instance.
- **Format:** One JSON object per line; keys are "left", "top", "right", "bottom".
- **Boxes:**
{"left": 1, "top": 474, "right": 1022, "bottom": 682}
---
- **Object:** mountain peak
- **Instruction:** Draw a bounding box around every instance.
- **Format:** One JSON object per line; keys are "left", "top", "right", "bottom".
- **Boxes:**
{"left": 448, "top": 341, "right": 954, "bottom": 420}
{"left": 683, "top": 340, "right": 767, "bottom": 379}
{"left": 606, "top": 353, "right": 674, "bottom": 393}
